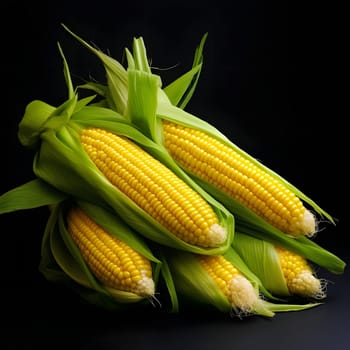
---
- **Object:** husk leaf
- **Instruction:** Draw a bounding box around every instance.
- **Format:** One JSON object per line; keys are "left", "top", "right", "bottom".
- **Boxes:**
{"left": 0, "top": 179, "right": 66, "bottom": 214}
{"left": 164, "top": 249, "right": 232, "bottom": 313}
{"left": 163, "top": 32, "right": 207, "bottom": 109}
{"left": 61, "top": 23, "right": 128, "bottom": 114}
{"left": 232, "top": 232, "right": 290, "bottom": 296}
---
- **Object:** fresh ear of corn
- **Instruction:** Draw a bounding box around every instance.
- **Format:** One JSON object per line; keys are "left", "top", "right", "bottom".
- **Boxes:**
{"left": 79, "top": 127, "right": 227, "bottom": 249}
{"left": 164, "top": 248, "right": 271, "bottom": 317}
{"left": 162, "top": 121, "right": 316, "bottom": 237}
{"left": 132, "top": 38, "right": 333, "bottom": 237}
{"left": 0, "top": 178, "right": 163, "bottom": 308}
{"left": 232, "top": 232, "right": 327, "bottom": 300}
{"left": 61, "top": 27, "right": 345, "bottom": 274}
{"left": 274, "top": 245, "right": 327, "bottom": 299}
{"left": 66, "top": 206, "right": 155, "bottom": 297}
{"left": 39, "top": 199, "right": 163, "bottom": 308}
{"left": 164, "top": 247, "right": 321, "bottom": 317}
{"left": 14, "top": 42, "right": 234, "bottom": 255}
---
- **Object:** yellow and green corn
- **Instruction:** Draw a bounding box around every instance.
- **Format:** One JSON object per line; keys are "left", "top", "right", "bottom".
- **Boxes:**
{"left": 197, "top": 254, "right": 261, "bottom": 315}
{"left": 162, "top": 121, "right": 316, "bottom": 237}
{"left": 67, "top": 206, "right": 155, "bottom": 297}
{"left": 275, "top": 246, "right": 326, "bottom": 299}
{"left": 80, "top": 127, "right": 227, "bottom": 248}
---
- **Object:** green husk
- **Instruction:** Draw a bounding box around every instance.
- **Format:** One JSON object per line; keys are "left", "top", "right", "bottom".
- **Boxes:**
{"left": 155, "top": 249, "right": 180, "bottom": 313}
{"left": 61, "top": 26, "right": 345, "bottom": 274}
{"left": 0, "top": 179, "right": 66, "bottom": 214}
{"left": 164, "top": 249, "right": 235, "bottom": 314}
{"left": 232, "top": 232, "right": 291, "bottom": 296}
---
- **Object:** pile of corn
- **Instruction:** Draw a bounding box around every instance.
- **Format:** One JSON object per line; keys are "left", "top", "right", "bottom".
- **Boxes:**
{"left": 0, "top": 25, "right": 346, "bottom": 318}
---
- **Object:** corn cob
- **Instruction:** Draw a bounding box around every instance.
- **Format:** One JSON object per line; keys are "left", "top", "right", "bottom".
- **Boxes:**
{"left": 163, "top": 248, "right": 274, "bottom": 317}
{"left": 197, "top": 254, "right": 261, "bottom": 315}
{"left": 38, "top": 199, "right": 164, "bottom": 308}
{"left": 232, "top": 231, "right": 327, "bottom": 299}
{"left": 161, "top": 121, "right": 315, "bottom": 238}
{"left": 275, "top": 246, "right": 326, "bottom": 299}
{"left": 79, "top": 127, "right": 226, "bottom": 248}
{"left": 66, "top": 206, "right": 155, "bottom": 297}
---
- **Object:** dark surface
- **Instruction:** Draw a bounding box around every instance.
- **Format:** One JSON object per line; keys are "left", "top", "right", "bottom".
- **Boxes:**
{"left": 2, "top": 1, "right": 348, "bottom": 349}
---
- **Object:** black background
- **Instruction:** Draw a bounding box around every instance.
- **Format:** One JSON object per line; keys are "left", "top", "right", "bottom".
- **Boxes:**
{"left": 1, "top": 1, "right": 348, "bottom": 349}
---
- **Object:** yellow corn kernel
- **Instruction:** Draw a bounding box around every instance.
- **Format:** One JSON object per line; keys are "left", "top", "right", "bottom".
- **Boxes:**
{"left": 80, "top": 127, "right": 226, "bottom": 248}
{"left": 198, "top": 254, "right": 259, "bottom": 315}
{"left": 162, "top": 121, "right": 316, "bottom": 237}
{"left": 275, "top": 246, "right": 326, "bottom": 299}
{"left": 67, "top": 206, "right": 155, "bottom": 297}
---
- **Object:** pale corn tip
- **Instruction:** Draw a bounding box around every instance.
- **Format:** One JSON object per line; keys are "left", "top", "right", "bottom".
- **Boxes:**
{"left": 301, "top": 210, "right": 317, "bottom": 237}
{"left": 207, "top": 223, "right": 227, "bottom": 246}
{"left": 291, "top": 270, "right": 327, "bottom": 299}
{"left": 135, "top": 270, "right": 155, "bottom": 297}
{"left": 228, "top": 274, "right": 259, "bottom": 314}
